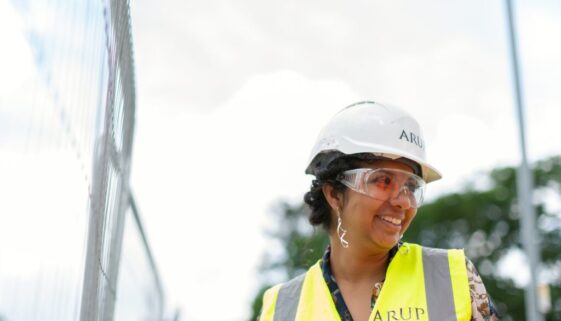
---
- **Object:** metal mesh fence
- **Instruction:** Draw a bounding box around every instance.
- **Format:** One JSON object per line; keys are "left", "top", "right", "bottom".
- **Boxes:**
{"left": 0, "top": 0, "right": 165, "bottom": 320}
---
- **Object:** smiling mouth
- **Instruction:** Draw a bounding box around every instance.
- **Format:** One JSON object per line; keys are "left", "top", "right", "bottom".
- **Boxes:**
{"left": 379, "top": 216, "right": 402, "bottom": 225}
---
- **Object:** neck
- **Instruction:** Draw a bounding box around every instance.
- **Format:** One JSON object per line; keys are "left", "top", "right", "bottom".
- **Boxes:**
{"left": 329, "top": 238, "right": 390, "bottom": 284}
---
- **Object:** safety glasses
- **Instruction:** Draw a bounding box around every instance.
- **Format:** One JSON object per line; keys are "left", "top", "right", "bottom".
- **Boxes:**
{"left": 336, "top": 168, "right": 426, "bottom": 208}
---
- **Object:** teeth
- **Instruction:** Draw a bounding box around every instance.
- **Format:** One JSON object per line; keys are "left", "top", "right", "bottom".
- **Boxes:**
{"left": 380, "top": 216, "right": 402, "bottom": 225}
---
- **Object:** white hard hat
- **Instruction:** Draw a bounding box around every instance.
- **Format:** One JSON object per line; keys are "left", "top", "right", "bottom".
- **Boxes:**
{"left": 305, "top": 101, "right": 442, "bottom": 183}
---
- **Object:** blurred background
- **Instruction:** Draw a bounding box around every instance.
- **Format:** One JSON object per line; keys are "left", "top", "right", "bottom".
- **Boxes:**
{"left": 1, "top": 0, "right": 560, "bottom": 320}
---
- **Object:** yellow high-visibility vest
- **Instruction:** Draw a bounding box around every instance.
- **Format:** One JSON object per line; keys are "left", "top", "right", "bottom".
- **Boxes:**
{"left": 260, "top": 243, "right": 471, "bottom": 321}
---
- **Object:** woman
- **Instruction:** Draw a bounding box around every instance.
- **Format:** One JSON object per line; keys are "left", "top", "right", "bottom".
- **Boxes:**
{"left": 259, "top": 101, "right": 500, "bottom": 321}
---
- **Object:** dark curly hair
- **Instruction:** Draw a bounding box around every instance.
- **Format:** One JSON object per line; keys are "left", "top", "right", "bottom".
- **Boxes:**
{"left": 303, "top": 155, "right": 363, "bottom": 230}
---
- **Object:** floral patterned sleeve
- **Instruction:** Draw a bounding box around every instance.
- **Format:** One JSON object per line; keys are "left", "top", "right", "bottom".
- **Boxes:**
{"left": 466, "top": 258, "right": 501, "bottom": 321}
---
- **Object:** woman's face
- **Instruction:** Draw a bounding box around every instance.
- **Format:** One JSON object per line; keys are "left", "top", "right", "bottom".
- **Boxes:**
{"left": 336, "top": 159, "right": 419, "bottom": 252}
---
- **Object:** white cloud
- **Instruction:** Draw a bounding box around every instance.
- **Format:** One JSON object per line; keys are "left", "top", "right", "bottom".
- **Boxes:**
{"left": 0, "top": 0, "right": 35, "bottom": 96}
{"left": 130, "top": 0, "right": 511, "bottom": 112}
{"left": 132, "top": 70, "right": 359, "bottom": 320}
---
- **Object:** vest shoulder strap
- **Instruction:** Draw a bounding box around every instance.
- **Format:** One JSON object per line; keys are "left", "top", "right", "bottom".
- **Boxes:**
{"left": 260, "top": 261, "right": 339, "bottom": 321}
{"left": 274, "top": 273, "right": 306, "bottom": 321}
{"left": 422, "top": 246, "right": 458, "bottom": 320}
{"left": 259, "top": 272, "right": 307, "bottom": 321}
{"left": 421, "top": 245, "right": 471, "bottom": 321}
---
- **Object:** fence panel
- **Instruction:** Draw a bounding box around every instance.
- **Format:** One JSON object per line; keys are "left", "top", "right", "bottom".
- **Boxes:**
{"left": 0, "top": 0, "right": 166, "bottom": 320}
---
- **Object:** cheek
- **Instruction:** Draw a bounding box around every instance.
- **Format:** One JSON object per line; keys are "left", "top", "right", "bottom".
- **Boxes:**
{"left": 347, "top": 197, "right": 384, "bottom": 223}
{"left": 401, "top": 209, "right": 417, "bottom": 233}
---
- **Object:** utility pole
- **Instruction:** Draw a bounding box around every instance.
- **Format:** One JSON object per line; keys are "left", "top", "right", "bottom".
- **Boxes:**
{"left": 504, "top": 1, "right": 543, "bottom": 321}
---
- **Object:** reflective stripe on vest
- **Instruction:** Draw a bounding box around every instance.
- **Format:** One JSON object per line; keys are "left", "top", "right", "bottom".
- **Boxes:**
{"left": 259, "top": 242, "right": 471, "bottom": 321}
{"left": 422, "top": 247, "right": 456, "bottom": 320}
{"left": 275, "top": 273, "right": 306, "bottom": 321}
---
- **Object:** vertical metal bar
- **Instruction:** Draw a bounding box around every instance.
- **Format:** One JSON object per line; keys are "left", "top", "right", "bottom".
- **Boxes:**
{"left": 80, "top": 82, "right": 113, "bottom": 321}
{"left": 80, "top": 0, "right": 117, "bottom": 320}
{"left": 101, "top": 0, "right": 122, "bottom": 317}
{"left": 101, "top": 0, "right": 138, "bottom": 319}
{"left": 504, "top": 1, "right": 543, "bottom": 321}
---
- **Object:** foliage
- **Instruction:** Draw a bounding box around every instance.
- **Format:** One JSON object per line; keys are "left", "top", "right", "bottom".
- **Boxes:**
{"left": 248, "top": 156, "right": 561, "bottom": 321}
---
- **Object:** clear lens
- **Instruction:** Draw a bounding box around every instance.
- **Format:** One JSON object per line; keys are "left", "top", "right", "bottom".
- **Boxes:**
{"left": 338, "top": 168, "right": 426, "bottom": 208}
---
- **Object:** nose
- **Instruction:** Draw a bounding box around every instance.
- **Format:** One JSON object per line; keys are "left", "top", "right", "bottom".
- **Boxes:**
{"left": 389, "top": 186, "right": 413, "bottom": 209}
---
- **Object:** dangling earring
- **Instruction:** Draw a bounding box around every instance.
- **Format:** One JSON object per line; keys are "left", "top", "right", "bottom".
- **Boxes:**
{"left": 336, "top": 209, "right": 349, "bottom": 248}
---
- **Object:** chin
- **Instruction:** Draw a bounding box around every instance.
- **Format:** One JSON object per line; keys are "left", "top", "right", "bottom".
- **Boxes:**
{"left": 373, "top": 237, "right": 400, "bottom": 251}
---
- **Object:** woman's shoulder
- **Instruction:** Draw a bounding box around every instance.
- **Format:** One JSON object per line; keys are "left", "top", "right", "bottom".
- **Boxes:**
{"left": 402, "top": 242, "right": 464, "bottom": 257}
{"left": 264, "top": 260, "right": 322, "bottom": 292}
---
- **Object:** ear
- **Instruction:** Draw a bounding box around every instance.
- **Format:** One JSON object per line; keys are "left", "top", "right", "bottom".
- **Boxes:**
{"left": 322, "top": 183, "right": 343, "bottom": 212}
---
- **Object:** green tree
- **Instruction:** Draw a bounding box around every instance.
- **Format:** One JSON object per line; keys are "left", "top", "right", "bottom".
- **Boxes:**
{"left": 249, "top": 156, "right": 561, "bottom": 321}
